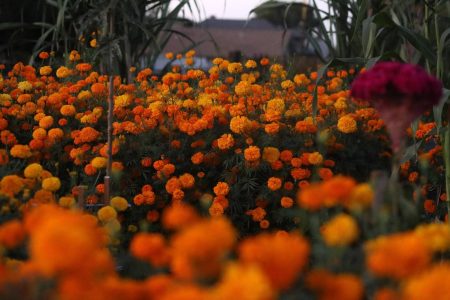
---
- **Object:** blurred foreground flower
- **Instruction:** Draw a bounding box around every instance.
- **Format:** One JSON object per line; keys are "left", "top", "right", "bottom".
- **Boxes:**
{"left": 351, "top": 62, "right": 442, "bottom": 151}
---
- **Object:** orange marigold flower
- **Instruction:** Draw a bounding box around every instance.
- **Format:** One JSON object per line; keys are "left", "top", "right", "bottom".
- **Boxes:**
{"left": 401, "top": 263, "right": 450, "bottom": 300}
{"left": 244, "top": 146, "right": 261, "bottom": 162}
{"left": 162, "top": 203, "right": 200, "bottom": 230}
{"left": 130, "top": 233, "right": 168, "bottom": 267}
{"left": 337, "top": 115, "right": 357, "bottom": 133}
{"left": 0, "top": 220, "right": 25, "bottom": 249}
{"left": 262, "top": 147, "right": 280, "bottom": 164}
{"left": 217, "top": 133, "right": 235, "bottom": 150}
{"left": 239, "top": 231, "right": 310, "bottom": 290}
{"left": 171, "top": 218, "right": 235, "bottom": 280}
{"left": 179, "top": 173, "right": 195, "bottom": 189}
{"left": 10, "top": 144, "right": 32, "bottom": 159}
{"left": 281, "top": 196, "right": 294, "bottom": 208}
{"left": 306, "top": 269, "right": 364, "bottom": 300}
{"left": 191, "top": 152, "right": 204, "bottom": 164}
{"left": 267, "top": 177, "right": 282, "bottom": 191}
{"left": 365, "top": 231, "right": 431, "bottom": 279}
{"left": 214, "top": 182, "right": 230, "bottom": 196}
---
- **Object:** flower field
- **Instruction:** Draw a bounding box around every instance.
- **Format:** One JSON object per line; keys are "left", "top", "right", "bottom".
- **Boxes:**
{"left": 0, "top": 50, "right": 448, "bottom": 299}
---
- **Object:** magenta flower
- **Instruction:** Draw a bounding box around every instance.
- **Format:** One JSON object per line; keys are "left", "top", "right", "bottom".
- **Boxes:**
{"left": 351, "top": 62, "right": 442, "bottom": 151}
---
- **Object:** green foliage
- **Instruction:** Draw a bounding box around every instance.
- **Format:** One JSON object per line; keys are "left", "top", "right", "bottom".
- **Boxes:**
{"left": 0, "top": 0, "right": 199, "bottom": 79}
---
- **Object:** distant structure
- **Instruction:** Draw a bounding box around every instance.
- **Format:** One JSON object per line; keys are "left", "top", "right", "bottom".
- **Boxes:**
{"left": 157, "top": 8, "right": 328, "bottom": 73}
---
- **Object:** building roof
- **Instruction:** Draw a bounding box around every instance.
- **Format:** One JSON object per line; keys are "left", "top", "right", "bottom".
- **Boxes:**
{"left": 163, "top": 18, "right": 292, "bottom": 58}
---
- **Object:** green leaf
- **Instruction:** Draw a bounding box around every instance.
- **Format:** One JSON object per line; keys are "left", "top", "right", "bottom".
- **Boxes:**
{"left": 401, "top": 140, "right": 423, "bottom": 164}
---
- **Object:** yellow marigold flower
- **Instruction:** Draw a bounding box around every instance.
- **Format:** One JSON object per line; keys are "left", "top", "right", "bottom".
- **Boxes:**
{"left": 114, "top": 94, "right": 132, "bottom": 108}
{"left": 266, "top": 97, "right": 285, "bottom": 112}
{"left": 104, "top": 219, "right": 121, "bottom": 237}
{"left": 244, "top": 146, "right": 261, "bottom": 162}
{"left": 197, "top": 93, "right": 213, "bottom": 107}
{"left": 348, "top": 183, "right": 373, "bottom": 210}
{"left": 217, "top": 134, "right": 235, "bottom": 150}
{"left": 56, "top": 66, "right": 71, "bottom": 78}
{"left": 97, "top": 205, "right": 117, "bottom": 222}
{"left": 245, "top": 59, "right": 257, "bottom": 68}
{"left": 234, "top": 80, "right": 252, "bottom": 96}
{"left": 89, "top": 38, "right": 97, "bottom": 48}
{"left": 293, "top": 73, "right": 310, "bottom": 85}
{"left": 78, "top": 90, "right": 92, "bottom": 101}
{"left": 227, "top": 62, "right": 243, "bottom": 74}
{"left": 42, "top": 177, "right": 61, "bottom": 192}
{"left": 17, "top": 81, "right": 33, "bottom": 92}
{"left": 38, "top": 66, "right": 52, "bottom": 76}
{"left": 337, "top": 115, "right": 357, "bottom": 133}
{"left": 321, "top": 213, "right": 359, "bottom": 247}
{"left": 24, "top": 163, "right": 43, "bottom": 178}
{"left": 59, "top": 196, "right": 76, "bottom": 208}
{"left": 91, "top": 157, "right": 107, "bottom": 169}
{"left": 110, "top": 196, "right": 128, "bottom": 212}
{"left": 281, "top": 80, "right": 294, "bottom": 89}
{"left": 230, "top": 116, "right": 250, "bottom": 134}
{"left": 10, "top": 144, "right": 32, "bottom": 159}
{"left": 212, "top": 57, "right": 224, "bottom": 65}
{"left": 262, "top": 147, "right": 280, "bottom": 163}
{"left": 308, "top": 152, "right": 323, "bottom": 165}
{"left": 334, "top": 97, "right": 348, "bottom": 110}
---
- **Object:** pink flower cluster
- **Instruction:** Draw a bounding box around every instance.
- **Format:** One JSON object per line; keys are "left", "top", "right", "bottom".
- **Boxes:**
{"left": 351, "top": 62, "right": 442, "bottom": 116}
{"left": 351, "top": 62, "right": 443, "bottom": 151}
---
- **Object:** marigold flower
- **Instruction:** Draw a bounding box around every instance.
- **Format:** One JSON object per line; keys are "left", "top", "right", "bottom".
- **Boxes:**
{"left": 91, "top": 157, "right": 107, "bottom": 169}
{"left": 262, "top": 147, "right": 280, "bottom": 164}
{"left": 10, "top": 144, "right": 32, "bottom": 158}
{"left": 0, "top": 220, "right": 25, "bottom": 249}
{"left": 162, "top": 203, "right": 199, "bottom": 230}
{"left": 214, "top": 182, "right": 230, "bottom": 196}
{"left": 244, "top": 146, "right": 261, "bottom": 162}
{"left": 217, "top": 133, "right": 235, "bottom": 150}
{"left": 321, "top": 213, "right": 359, "bottom": 247}
{"left": 56, "top": 66, "right": 71, "bottom": 78}
{"left": 59, "top": 196, "right": 76, "bottom": 208}
{"left": 337, "top": 115, "right": 357, "bottom": 133}
{"left": 306, "top": 269, "right": 364, "bottom": 300}
{"left": 230, "top": 116, "right": 251, "bottom": 134}
{"left": 24, "top": 163, "right": 43, "bottom": 178}
{"left": 130, "top": 233, "right": 168, "bottom": 267}
{"left": 267, "top": 177, "right": 282, "bottom": 191}
{"left": 401, "top": 263, "right": 450, "bottom": 300}
{"left": 110, "top": 196, "right": 128, "bottom": 212}
{"left": 42, "top": 177, "right": 61, "bottom": 192}
{"left": 239, "top": 232, "right": 310, "bottom": 290}
{"left": 365, "top": 231, "right": 431, "bottom": 279}
{"left": 97, "top": 205, "right": 117, "bottom": 222}
{"left": 281, "top": 196, "right": 294, "bottom": 208}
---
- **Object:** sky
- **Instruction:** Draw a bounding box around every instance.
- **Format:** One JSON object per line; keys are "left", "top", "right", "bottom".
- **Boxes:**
{"left": 178, "top": 0, "right": 319, "bottom": 21}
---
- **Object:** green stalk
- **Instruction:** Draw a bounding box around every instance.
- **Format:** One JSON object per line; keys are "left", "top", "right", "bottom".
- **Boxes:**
{"left": 445, "top": 122, "right": 450, "bottom": 216}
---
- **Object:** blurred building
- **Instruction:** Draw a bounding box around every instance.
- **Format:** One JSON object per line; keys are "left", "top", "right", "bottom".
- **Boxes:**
{"left": 156, "top": 15, "right": 328, "bottom": 73}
